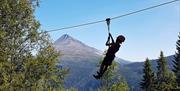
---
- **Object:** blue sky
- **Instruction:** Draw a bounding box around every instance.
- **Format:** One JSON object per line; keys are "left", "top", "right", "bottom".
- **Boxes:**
{"left": 35, "top": 0, "right": 180, "bottom": 62}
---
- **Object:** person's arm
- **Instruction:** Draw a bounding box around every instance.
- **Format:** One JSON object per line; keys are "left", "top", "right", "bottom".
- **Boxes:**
{"left": 106, "top": 33, "right": 114, "bottom": 46}
{"left": 109, "top": 33, "right": 114, "bottom": 43}
{"left": 105, "top": 35, "right": 110, "bottom": 46}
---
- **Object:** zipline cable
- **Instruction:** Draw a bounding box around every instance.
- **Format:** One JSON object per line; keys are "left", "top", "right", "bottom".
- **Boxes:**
{"left": 44, "top": 0, "right": 179, "bottom": 33}
{"left": 111, "top": 0, "right": 180, "bottom": 20}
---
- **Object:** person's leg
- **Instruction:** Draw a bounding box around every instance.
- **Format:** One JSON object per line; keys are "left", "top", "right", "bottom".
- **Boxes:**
{"left": 94, "top": 56, "right": 108, "bottom": 79}
{"left": 101, "top": 65, "right": 108, "bottom": 76}
{"left": 93, "top": 64, "right": 104, "bottom": 79}
{"left": 99, "top": 63, "right": 105, "bottom": 74}
{"left": 101, "top": 55, "right": 114, "bottom": 75}
{"left": 98, "top": 56, "right": 111, "bottom": 76}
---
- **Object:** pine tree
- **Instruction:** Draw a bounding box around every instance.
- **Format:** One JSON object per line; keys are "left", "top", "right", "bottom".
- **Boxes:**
{"left": 156, "top": 51, "right": 176, "bottom": 91}
{"left": 173, "top": 33, "right": 180, "bottom": 87}
{"left": 0, "top": 0, "right": 68, "bottom": 90}
{"left": 140, "top": 58, "right": 156, "bottom": 91}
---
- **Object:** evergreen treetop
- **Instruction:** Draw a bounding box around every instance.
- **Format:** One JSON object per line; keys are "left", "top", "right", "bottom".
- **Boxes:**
{"left": 140, "top": 58, "right": 156, "bottom": 91}
{"left": 173, "top": 33, "right": 180, "bottom": 87}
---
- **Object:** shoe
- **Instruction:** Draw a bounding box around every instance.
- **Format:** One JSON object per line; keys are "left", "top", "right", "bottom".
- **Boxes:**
{"left": 93, "top": 74, "right": 101, "bottom": 79}
{"left": 96, "top": 71, "right": 102, "bottom": 77}
{"left": 97, "top": 71, "right": 100, "bottom": 75}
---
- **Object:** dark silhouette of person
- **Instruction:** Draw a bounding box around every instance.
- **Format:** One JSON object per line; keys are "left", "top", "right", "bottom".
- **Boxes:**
{"left": 93, "top": 33, "right": 125, "bottom": 79}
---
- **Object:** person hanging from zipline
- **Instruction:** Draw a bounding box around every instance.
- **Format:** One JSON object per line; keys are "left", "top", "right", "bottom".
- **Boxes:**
{"left": 93, "top": 18, "right": 125, "bottom": 79}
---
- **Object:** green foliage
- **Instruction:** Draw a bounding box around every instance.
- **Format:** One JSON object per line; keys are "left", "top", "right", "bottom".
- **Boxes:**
{"left": 110, "top": 77, "right": 129, "bottom": 91}
{"left": 0, "top": 0, "right": 68, "bottom": 90}
{"left": 140, "top": 58, "right": 156, "bottom": 91}
{"left": 173, "top": 33, "right": 180, "bottom": 87}
{"left": 98, "top": 86, "right": 108, "bottom": 91}
{"left": 156, "top": 51, "right": 176, "bottom": 91}
{"left": 98, "top": 77, "right": 129, "bottom": 91}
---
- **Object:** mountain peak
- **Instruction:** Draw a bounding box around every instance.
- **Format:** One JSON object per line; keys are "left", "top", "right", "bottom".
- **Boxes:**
{"left": 54, "top": 34, "right": 102, "bottom": 56}
{"left": 54, "top": 34, "right": 84, "bottom": 47}
{"left": 54, "top": 34, "right": 75, "bottom": 44}
{"left": 60, "top": 34, "right": 72, "bottom": 40}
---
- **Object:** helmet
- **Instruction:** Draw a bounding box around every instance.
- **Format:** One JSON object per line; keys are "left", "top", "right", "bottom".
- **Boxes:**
{"left": 117, "top": 35, "right": 125, "bottom": 42}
